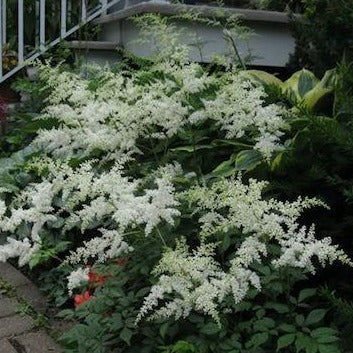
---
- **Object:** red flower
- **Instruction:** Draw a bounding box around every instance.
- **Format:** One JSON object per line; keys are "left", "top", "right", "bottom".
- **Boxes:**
{"left": 116, "top": 258, "right": 127, "bottom": 266}
{"left": 74, "top": 291, "right": 93, "bottom": 308}
{"left": 88, "top": 271, "right": 107, "bottom": 286}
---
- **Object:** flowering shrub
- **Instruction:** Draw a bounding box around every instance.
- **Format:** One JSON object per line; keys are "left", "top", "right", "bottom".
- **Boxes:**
{"left": 0, "top": 13, "right": 351, "bottom": 353}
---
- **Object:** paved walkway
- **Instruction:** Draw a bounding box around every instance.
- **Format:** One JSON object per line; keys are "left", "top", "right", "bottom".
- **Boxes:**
{"left": 0, "top": 263, "right": 63, "bottom": 353}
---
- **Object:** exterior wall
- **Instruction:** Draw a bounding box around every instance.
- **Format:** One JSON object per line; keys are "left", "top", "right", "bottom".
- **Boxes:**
{"left": 101, "top": 17, "right": 294, "bottom": 67}
{"left": 76, "top": 1, "right": 296, "bottom": 68}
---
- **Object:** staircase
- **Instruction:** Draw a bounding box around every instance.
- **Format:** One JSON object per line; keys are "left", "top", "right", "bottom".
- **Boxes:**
{"left": 0, "top": 0, "right": 123, "bottom": 83}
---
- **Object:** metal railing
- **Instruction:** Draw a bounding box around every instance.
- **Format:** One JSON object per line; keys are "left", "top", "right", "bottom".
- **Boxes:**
{"left": 0, "top": 0, "right": 122, "bottom": 83}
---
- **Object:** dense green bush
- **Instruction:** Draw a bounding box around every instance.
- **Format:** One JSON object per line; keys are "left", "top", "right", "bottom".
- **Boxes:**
{"left": 288, "top": 0, "right": 353, "bottom": 76}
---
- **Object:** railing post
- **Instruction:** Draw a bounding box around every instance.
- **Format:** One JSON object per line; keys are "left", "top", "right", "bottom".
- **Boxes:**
{"left": 18, "top": 0, "right": 24, "bottom": 64}
{"left": 1, "top": 0, "right": 6, "bottom": 44}
{"left": 61, "top": 0, "right": 67, "bottom": 38}
{"left": 81, "top": 0, "right": 87, "bottom": 22}
{"left": 39, "top": 0, "right": 45, "bottom": 51}
{"left": 0, "top": 0, "right": 3, "bottom": 79}
{"left": 101, "top": 0, "right": 107, "bottom": 15}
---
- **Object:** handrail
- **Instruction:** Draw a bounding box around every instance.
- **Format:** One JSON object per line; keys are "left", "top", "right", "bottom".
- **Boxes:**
{"left": 0, "top": 0, "right": 123, "bottom": 83}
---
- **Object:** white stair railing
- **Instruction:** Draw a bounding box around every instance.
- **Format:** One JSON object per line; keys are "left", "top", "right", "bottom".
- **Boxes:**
{"left": 0, "top": 0, "right": 122, "bottom": 83}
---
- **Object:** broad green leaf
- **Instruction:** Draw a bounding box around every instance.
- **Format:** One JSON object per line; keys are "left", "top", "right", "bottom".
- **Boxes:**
{"left": 199, "top": 322, "right": 221, "bottom": 335}
{"left": 316, "top": 336, "right": 339, "bottom": 344}
{"left": 295, "top": 315, "right": 305, "bottom": 326}
{"left": 56, "top": 309, "right": 75, "bottom": 320}
{"left": 244, "top": 70, "right": 283, "bottom": 87}
{"left": 249, "top": 332, "right": 269, "bottom": 347}
{"left": 311, "top": 327, "right": 338, "bottom": 338}
{"left": 212, "top": 139, "right": 252, "bottom": 149}
{"left": 283, "top": 69, "right": 319, "bottom": 99}
{"left": 171, "top": 341, "right": 197, "bottom": 353}
{"left": 296, "top": 334, "right": 318, "bottom": 353}
{"left": 297, "top": 69, "right": 320, "bottom": 98}
{"left": 302, "top": 87, "right": 333, "bottom": 111}
{"left": 221, "top": 233, "right": 231, "bottom": 251}
{"left": 318, "top": 69, "right": 336, "bottom": 89}
{"left": 278, "top": 324, "right": 296, "bottom": 333}
{"left": 298, "top": 288, "right": 317, "bottom": 303}
{"left": 212, "top": 155, "right": 236, "bottom": 177}
{"left": 159, "top": 322, "right": 169, "bottom": 339}
{"left": 318, "top": 344, "right": 340, "bottom": 353}
{"left": 277, "top": 333, "right": 295, "bottom": 350}
{"left": 270, "top": 151, "right": 285, "bottom": 171}
{"left": 235, "top": 150, "right": 263, "bottom": 171}
{"left": 170, "top": 145, "right": 213, "bottom": 153}
{"left": 305, "top": 309, "right": 327, "bottom": 326}
{"left": 119, "top": 327, "right": 133, "bottom": 345}
{"left": 296, "top": 333, "right": 311, "bottom": 352}
{"left": 268, "top": 303, "right": 290, "bottom": 313}
{"left": 253, "top": 317, "right": 275, "bottom": 331}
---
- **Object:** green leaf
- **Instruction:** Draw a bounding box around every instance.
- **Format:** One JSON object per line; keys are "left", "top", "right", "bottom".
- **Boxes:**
{"left": 244, "top": 70, "right": 283, "bottom": 87}
{"left": 119, "top": 327, "right": 133, "bottom": 345}
{"left": 171, "top": 341, "right": 197, "bottom": 353}
{"left": 295, "top": 315, "right": 305, "bottom": 326}
{"left": 170, "top": 145, "right": 213, "bottom": 153}
{"left": 159, "top": 322, "right": 169, "bottom": 339}
{"left": 318, "top": 69, "right": 336, "bottom": 89}
{"left": 199, "top": 322, "right": 221, "bottom": 335}
{"left": 305, "top": 309, "right": 327, "bottom": 326}
{"left": 283, "top": 69, "right": 319, "bottom": 100}
{"left": 311, "top": 327, "right": 338, "bottom": 338}
{"left": 279, "top": 324, "right": 296, "bottom": 333}
{"left": 277, "top": 333, "right": 295, "bottom": 350}
{"left": 249, "top": 332, "right": 269, "bottom": 347}
{"left": 298, "top": 288, "right": 317, "bottom": 303}
{"left": 56, "top": 309, "right": 75, "bottom": 320}
{"left": 316, "top": 336, "right": 339, "bottom": 344}
{"left": 212, "top": 155, "right": 236, "bottom": 177}
{"left": 302, "top": 87, "right": 333, "bottom": 111}
{"left": 296, "top": 333, "right": 311, "bottom": 352}
{"left": 253, "top": 318, "right": 275, "bottom": 331}
{"left": 221, "top": 233, "right": 231, "bottom": 252}
{"left": 212, "top": 139, "right": 252, "bottom": 149}
{"left": 267, "top": 303, "right": 290, "bottom": 314}
{"left": 235, "top": 150, "right": 263, "bottom": 171}
{"left": 270, "top": 151, "right": 285, "bottom": 171}
{"left": 318, "top": 344, "right": 340, "bottom": 353}
{"left": 297, "top": 69, "right": 320, "bottom": 98}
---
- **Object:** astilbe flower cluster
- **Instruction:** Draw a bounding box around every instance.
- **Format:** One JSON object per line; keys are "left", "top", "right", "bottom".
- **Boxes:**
{"left": 0, "top": 160, "right": 180, "bottom": 272}
{"left": 138, "top": 176, "right": 352, "bottom": 324}
{"left": 31, "top": 60, "right": 287, "bottom": 162}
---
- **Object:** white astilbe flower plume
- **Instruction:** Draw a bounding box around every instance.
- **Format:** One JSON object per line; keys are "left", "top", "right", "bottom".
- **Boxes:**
{"left": 67, "top": 267, "right": 89, "bottom": 296}
{"left": 138, "top": 176, "right": 351, "bottom": 323}
{"left": 0, "top": 161, "right": 180, "bottom": 270}
{"left": 30, "top": 61, "right": 288, "bottom": 162}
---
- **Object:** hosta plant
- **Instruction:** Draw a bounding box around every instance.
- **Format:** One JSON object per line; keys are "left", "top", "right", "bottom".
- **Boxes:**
{"left": 244, "top": 68, "right": 336, "bottom": 113}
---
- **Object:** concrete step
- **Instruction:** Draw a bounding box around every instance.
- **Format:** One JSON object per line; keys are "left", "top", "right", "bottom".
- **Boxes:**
{"left": 68, "top": 40, "right": 120, "bottom": 51}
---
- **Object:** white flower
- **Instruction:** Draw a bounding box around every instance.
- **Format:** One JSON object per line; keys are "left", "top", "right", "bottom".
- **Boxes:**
{"left": 67, "top": 267, "right": 89, "bottom": 296}
{"left": 139, "top": 176, "right": 349, "bottom": 323}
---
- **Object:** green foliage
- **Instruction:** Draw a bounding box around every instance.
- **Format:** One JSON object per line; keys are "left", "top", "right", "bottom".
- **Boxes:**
{"left": 245, "top": 68, "right": 335, "bottom": 114}
{"left": 160, "top": 340, "right": 198, "bottom": 353}
{"left": 58, "top": 252, "right": 342, "bottom": 353}
{"left": 288, "top": 0, "right": 353, "bottom": 76}
{"left": 259, "top": 0, "right": 305, "bottom": 12}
